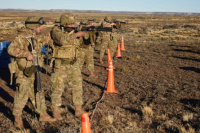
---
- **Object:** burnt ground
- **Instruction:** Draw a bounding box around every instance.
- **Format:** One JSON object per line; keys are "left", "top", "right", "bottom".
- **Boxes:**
{"left": 0, "top": 12, "right": 200, "bottom": 133}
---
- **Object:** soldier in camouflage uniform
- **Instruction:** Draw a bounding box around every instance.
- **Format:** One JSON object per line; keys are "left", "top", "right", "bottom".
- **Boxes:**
{"left": 77, "top": 19, "right": 97, "bottom": 78}
{"left": 99, "top": 16, "right": 118, "bottom": 64}
{"left": 50, "top": 13, "right": 86, "bottom": 119}
{"left": 7, "top": 16, "right": 55, "bottom": 128}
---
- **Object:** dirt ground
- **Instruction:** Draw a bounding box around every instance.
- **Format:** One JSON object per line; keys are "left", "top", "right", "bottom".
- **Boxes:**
{"left": 0, "top": 11, "right": 199, "bottom": 133}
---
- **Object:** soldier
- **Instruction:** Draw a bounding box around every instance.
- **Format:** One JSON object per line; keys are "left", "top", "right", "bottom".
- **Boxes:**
{"left": 50, "top": 13, "right": 85, "bottom": 119}
{"left": 77, "top": 19, "right": 97, "bottom": 78}
{"left": 99, "top": 16, "right": 117, "bottom": 64}
{"left": 7, "top": 16, "right": 55, "bottom": 128}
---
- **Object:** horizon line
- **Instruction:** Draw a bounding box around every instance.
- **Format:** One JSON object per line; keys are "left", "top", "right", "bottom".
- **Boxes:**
{"left": 0, "top": 8, "right": 200, "bottom": 14}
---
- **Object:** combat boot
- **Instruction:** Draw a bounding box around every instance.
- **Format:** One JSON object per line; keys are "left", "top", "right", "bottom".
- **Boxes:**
{"left": 75, "top": 105, "right": 85, "bottom": 117}
{"left": 39, "top": 112, "right": 56, "bottom": 122}
{"left": 14, "top": 115, "right": 24, "bottom": 128}
{"left": 100, "top": 59, "right": 104, "bottom": 64}
{"left": 52, "top": 106, "right": 63, "bottom": 120}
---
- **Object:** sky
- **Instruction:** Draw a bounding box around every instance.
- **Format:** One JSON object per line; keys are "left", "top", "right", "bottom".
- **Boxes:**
{"left": 0, "top": 0, "right": 200, "bottom": 13}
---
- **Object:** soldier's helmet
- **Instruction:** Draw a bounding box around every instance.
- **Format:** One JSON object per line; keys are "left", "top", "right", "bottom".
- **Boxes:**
{"left": 104, "top": 16, "right": 112, "bottom": 22}
{"left": 25, "top": 16, "right": 45, "bottom": 30}
{"left": 60, "top": 13, "right": 76, "bottom": 26}
{"left": 80, "top": 19, "right": 88, "bottom": 25}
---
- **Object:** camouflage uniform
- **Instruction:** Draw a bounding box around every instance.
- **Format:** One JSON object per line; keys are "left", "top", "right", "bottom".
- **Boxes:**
{"left": 99, "top": 16, "right": 117, "bottom": 63}
{"left": 77, "top": 20, "right": 96, "bottom": 77}
{"left": 7, "top": 16, "right": 55, "bottom": 128}
{"left": 51, "top": 13, "right": 84, "bottom": 117}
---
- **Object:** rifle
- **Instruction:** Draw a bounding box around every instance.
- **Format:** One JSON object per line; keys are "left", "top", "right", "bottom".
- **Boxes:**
{"left": 26, "top": 36, "right": 42, "bottom": 109}
{"left": 105, "top": 20, "right": 127, "bottom": 25}
{"left": 113, "top": 21, "right": 127, "bottom": 24}
{"left": 105, "top": 20, "right": 127, "bottom": 29}
{"left": 115, "top": 29, "right": 133, "bottom": 33}
{"left": 60, "top": 25, "right": 113, "bottom": 32}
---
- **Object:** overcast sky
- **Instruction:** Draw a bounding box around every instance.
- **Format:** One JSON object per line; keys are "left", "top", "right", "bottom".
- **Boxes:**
{"left": 0, "top": 0, "right": 200, "bottom": 13}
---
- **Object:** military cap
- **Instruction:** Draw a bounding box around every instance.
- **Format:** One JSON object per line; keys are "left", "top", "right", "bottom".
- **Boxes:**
{"left": 104, "top": 16, "right": 112, "bottom": 22}
{"left": 25, "top": 16, "right": 45, "bottom": 30}
{"left": 80, "top": 19, "right": 88, "bottom": 25}
{"left": 60, "top": 13, "right": 75, "bottom": 26}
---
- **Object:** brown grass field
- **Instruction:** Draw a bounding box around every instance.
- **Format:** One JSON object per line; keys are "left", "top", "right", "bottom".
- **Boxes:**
{"left": 0, "top": 11, "right": 200, "bottom": 133}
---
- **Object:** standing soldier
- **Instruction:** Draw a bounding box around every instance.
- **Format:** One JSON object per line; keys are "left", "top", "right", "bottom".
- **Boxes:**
{"left": 99, "top": 16, "right": 117, "bottom": 64}
{"left": 7, "top": 16, "right": 55, "bottom": 128}
{"left": 77, "top": 19, "right": 97, "bottom": 78}
{"left": 50, "top": 13, "right": 85, "bottom": 119}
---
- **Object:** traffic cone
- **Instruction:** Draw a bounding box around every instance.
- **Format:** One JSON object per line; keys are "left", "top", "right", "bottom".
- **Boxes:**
{"left": 106, "top": 61, "right": 118, "bottom": 93}
{"left": 81, "top": 113, "right": 92, "bottom": 133}
{"left": 116, "top": 43, "right": 122, "bottom": 58}
{"left": 107, "top": 49, "right": 112, "bottom": 67}
{"left": 121, "top": 36, "right": 125, "bottom": 51}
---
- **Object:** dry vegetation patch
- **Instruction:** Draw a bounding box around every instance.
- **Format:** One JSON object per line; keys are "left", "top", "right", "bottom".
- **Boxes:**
{"left": 0, "top": 11, "right": 199, "bottom": 132}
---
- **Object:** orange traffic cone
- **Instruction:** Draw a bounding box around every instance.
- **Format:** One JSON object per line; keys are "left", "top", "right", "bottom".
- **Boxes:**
{"left": 121, "top": 36, "right": 125, "bottom": 51}
{"left": 116, "top": 43, "right": 122, "bottom": 58}
{"left": 106, "top": 61, "right": 118, "bottom": 93}
{"left": 81, "top": 113, "right": 92, "bottom": 133}
{"left": 107, "top": 49, "right": 112, "bottom": 67}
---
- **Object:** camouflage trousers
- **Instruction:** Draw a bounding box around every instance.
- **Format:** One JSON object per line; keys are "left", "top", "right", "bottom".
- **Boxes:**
{"left": 100, "top": 38, "right": 117, "bottom": 61}
{"left": 112, "top": 35, "right": 118, "bottom": 57}
{"left": 51, "top": 60, "right": 83, "bottom": 107}
{"left": 77, "top": 45, "right": 94, "bottom": 74}
{"left": 13, "top": 72, "right": 47, "bottom": 116}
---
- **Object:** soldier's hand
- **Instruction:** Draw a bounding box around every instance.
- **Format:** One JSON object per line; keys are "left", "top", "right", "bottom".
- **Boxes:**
{"left": 27, "top": 53, "right": 34, "bottom": 63}
{"left": 76, "top": 31, "right": 85, "bottom": 37}
{"left": 91, "top": 43, "right": 95, "bottom": 48}
{"left": 111, "top": 23, "right": 116, "bottom": 26}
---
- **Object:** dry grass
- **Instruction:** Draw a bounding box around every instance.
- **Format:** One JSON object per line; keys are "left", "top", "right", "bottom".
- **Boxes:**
{"left": 99, "top": 115, "right": 114, "bottom": 125}
{"left": 10, "top": 129, "right": 30, "bottom": 133}
{"left": 0, "top": 10, "right": 200, "bottom": 132}
{"left": 142, "top": 106, "right": 153, "bottom": 117}
{"left": 182, "top": 112, "right": 194, "bottom": 122}
{"left": 116, "top": 66, "right": 128, "bottom": 72}
{"left": 179, "top": 125, "right": 195, "bottom": 133}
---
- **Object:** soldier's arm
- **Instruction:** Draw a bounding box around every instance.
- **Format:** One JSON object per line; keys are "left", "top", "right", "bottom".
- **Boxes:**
{"left": 89, "top": 32, "right": 95, "bottom": 44}
{"left": 52, "top": 26, "right": 85, "bottom": 46}
{"left": 76, "top": 31, "right": 85, "bottom": 37}
{"left": 7, "top": 36, "right": 30, "bottom": 58}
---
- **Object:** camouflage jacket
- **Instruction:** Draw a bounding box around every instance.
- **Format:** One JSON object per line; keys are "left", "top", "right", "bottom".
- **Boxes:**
{"left": 95, "top": 20, "right": 114, "bottom": 41}
{"left": 51, "top": 26, "right": 79, "bottom": 46}
{"left": 51, "top": 27, "right": 80, "bottom": 60}
{"left": 7, "top": 28, "right": 53, "bottom": 74}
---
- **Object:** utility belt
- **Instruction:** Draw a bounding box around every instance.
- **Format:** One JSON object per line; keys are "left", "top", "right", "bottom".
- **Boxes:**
{"left": 61, "top": 58, "right": 77, "bottom": 65}
{"left": 55, "top": 58, "right": 77, "bottom": 66}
